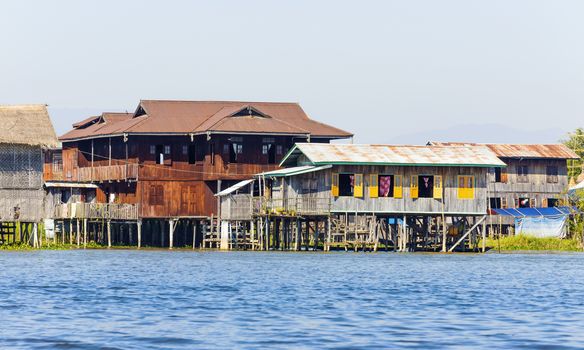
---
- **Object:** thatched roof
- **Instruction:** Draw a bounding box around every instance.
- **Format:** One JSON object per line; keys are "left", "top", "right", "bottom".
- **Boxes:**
{"left": 0, "top": 105, "right": 59, "bottom": 148}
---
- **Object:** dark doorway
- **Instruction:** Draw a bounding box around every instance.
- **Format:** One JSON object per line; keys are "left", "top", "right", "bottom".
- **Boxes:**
{"left": 547, "top": 198, "right": 559, "bottom": 207}
{"left": 155, "top": 145, "right": 164, "bottom": 165}
{"left": 418, "top": 175, "right": 434, "bottom": 198}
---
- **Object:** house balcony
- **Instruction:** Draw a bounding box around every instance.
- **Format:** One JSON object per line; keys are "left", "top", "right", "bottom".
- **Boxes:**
{"left": 77, "top": 164, "right": 139, "bottom": 182}
{"left": 253, "top": 196, "right": 331, "bottom": 216}
{"left": 52, "top": 202, "right": 139, "bottom": 221}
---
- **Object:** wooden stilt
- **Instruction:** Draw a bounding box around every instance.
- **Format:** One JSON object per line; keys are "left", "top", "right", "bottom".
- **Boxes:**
{"left": 83, "top": 219, "right": 87, "bottom": 249}
{"left": 107, "top": 220, "right": 112, "bottom": 248}
{"left": 137, "top": 220, "right": 142, "bottom": 248}
{"left": 192, "top": 220, "right": 197, "bottom": 250}
{"left": 169, "top": 219, "right": 175, "bottom": 249}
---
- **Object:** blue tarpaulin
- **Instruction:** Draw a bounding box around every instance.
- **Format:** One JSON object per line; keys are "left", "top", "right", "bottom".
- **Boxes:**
{"left": 514, "top": 215, "right": 568, "bottom": 238}
{"left": 491, "top": 206, "right": 574, "bottom": 217}
{"left": 491, "top": 206, "right": 575, "bottom": 238}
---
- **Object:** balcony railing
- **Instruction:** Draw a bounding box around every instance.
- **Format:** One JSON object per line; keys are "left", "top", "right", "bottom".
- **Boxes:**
{"left": 252, "top": 196, "right": 331, "bottom": 216}
{"left": 52, "top": 203, "right": 139, "bottom": 220}
{"left": 76, "top": 164, "right": 139, "bottom": 182}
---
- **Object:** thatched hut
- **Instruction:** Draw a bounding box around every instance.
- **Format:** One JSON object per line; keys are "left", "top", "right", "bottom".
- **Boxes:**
{"left": 0, "top": 105, "right": 58, "bottom": 234}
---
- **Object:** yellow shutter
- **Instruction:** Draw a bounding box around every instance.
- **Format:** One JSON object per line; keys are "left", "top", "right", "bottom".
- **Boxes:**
{"left": 394, "top": 175, "right": 403, "bottom": 198}
{"left": 354, "top": 174, "right": 363, "bottom": 198}
{"left": 530, "top": 198, "right": 536, "bottom": 208}
{"left": 457, "top": 176, "right": 475, "bottom": 199}
{"left": 369, "top": 174, "right": 378, "bottom": 198}
{"left": 433, "top": 175, "right": 443, "bottom": 199}
{"left": 331, "top": 173, "right": 339, "bottom": 197}
{"left": 410, "top": 175, "right": 418, "bottom": 199}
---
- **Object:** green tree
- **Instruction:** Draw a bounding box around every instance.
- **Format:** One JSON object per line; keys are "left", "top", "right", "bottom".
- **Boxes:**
{"left": 561, "top": 128, "right": 584, "bottom": 181}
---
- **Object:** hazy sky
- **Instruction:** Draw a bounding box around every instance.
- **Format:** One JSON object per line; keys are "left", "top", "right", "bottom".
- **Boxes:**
{"left": 1, "top": 0, "right": 582, "bottom": 143}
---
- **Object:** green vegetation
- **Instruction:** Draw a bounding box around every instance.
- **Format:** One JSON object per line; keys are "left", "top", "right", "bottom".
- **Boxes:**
{"left": 484, "top": 235, "right": 582, "bottom": 252}
{"left": 561, "top": 128, "right": 584, "bottom": 181}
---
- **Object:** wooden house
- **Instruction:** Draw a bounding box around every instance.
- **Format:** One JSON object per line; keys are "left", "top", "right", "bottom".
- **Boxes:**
{"left": 428, "top": 142, "right": 580, "bottom": 236}
{"left": 429, "top": 143, "right": 579, "bottom": 209}
{"left": 0, "top": 105, "right": 58, "bottom": 245}
{"left": 57, "top": 100, "right": 352, "bottom": 247}
{"left": 218, "top": 143, "right": 506, "bottom": 251}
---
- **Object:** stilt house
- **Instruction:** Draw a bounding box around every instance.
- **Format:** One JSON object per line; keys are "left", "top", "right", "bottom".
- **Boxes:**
{"left": 56, "top": 100, "right": 351, "bottom": 247}
{"left": 0, "top": 105, "right": 58, "bottom": 244}
{"left": 218, "top": 143, "right": 506, "bottom": 251}
{"left": 429, "top": 142, "right": 580, "bottom": 236}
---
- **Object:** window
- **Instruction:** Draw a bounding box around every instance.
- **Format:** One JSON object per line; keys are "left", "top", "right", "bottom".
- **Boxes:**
{"left": 494, "top": 168, "right": 502, "bottom": 182}
{"left": 276, "top": 145, "right": 283, "bottom": 155}
{"left": 230, "top": 143, "right": 243, "bottom": 163}
{"left": 149, "top": 185, "right": 164, "bottom": 205}
{"left": 546, "top": 166, "right": 559, "bottom": 183}
{"left": 517, "top": 165, "right": 529, "bottom": 183}
{"left": 52, "top": 153, "right": 63, "bottom": 173}
{"left": 418, "top": 175, "right": 434, "bottom": 198}
{"left": 457, "top": 175, "right": 475, "bottom": 199}
{"left": 262, "top": 144, "right": 276, "bottom": 164}
{"left": 155, "top": 145, "right": 164, "bottom": 164}
{"left": 518, "top": 197, "right": 531, "bottom": 208}
{"left": 182, "top": 145, "right": 188, "bottom": 156}
{"left": 188, "top": 144, "right": 197, "bottom": 164}
{"left": 149, "top": 145, "right": 156, "bottom": 155}
{"left": 164, "top": 145, "right": 171, "bottom": 155}
{"left": 378, "top": 175, "right": 395, "bottom": 197}
{"left": 547, "top": 198, "right": 559, "bottom": 207}
{"left": 489, "top": 197, "right": 502, "bottom": 209}
{"left": 61, "top": 189, "right": 71, "bottom": 204}
{"left": 338, "top": 174, "right": 355, "bottom": 197}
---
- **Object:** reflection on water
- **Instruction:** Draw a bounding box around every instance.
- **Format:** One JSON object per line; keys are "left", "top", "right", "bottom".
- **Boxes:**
{"left": 1, "top": 251, "right": 583, "bottom": 349}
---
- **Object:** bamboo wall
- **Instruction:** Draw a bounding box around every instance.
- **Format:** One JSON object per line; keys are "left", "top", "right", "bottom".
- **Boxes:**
{"left": 0, "top": 144, "right": 45, "bottom": 221}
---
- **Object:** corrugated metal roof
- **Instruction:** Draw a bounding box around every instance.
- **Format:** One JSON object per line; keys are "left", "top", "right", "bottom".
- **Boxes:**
{"left": 257, "top": 165, "right": 332, "bottom": 178}
{"left": 281, "top": 143, "right": 506, "bottom": 167}
{"left": 215, "top": 179, "right": 254, "bottom": 197}
{"left": 429, "top": 142, "right": 579, "bottom": 159}
{"left": 60, "top": 100, "right": 353, "bottom": 141}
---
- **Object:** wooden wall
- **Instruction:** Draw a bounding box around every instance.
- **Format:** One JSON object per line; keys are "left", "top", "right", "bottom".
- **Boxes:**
{"left": 281, "top": 165, "right": 489, "bottom": 215}
{"left": 488, "top": 158, "right": 570, "bottom": 207}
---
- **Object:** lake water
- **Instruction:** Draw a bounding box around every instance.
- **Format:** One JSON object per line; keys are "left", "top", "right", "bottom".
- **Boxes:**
{"left": 1, "top": 250, "right": 584, "bottom": 349}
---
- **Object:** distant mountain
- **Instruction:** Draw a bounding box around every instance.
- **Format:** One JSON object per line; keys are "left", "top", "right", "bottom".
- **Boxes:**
{"left": 385, "top": 123, "right": 568, "bottom": 145}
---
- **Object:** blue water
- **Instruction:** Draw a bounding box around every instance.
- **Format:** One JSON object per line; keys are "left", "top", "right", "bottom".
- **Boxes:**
{"left": 1, "top": 251, "right": 584, "bottom": 349}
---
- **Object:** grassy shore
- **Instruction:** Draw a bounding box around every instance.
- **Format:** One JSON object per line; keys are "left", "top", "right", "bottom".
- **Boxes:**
{"left": 484, "top": 235, "right": 583, "bottom": 252}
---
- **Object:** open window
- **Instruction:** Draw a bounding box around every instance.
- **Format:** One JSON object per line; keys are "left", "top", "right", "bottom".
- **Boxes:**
{"left": 262, "top": 137, "right": 276, "bottom": 164}
{"left": 338, "top": 174, "right": 355, "bottom": 197}
{"left": 547, "top": 198, "right": 559, "bottom": 207}
{"left": 418, "top": 175, "right": 434, "bottom": 198}
{"left": 489, "top": 197, "right": 502, "bottom": 209}
{"left": 377, "top": 175, "right": 395, "bottom": 197}
{"left": 518, "top": 197, "right": 531, "bottom": 208}
{"left": 228, "top": 137, "right": 243, "bottom": 163}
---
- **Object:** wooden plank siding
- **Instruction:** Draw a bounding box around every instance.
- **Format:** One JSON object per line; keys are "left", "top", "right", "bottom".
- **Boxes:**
{"left": 274, "top": 165, "right": 489, "bottom": 215}
{"left": 487, "top": 158, "right": 570, "bottom": 208}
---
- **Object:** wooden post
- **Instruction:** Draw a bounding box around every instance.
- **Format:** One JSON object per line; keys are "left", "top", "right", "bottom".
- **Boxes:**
{"left": 482, "top": 217, "right": 487, "bottom": 253}
{"left": 313, "top": 220, "right": 319, "bottom": 251}
{"left": 83, "top": 219, "right": 87, "bottom": 249}
{"left": 76, "top": 219, "right": 80, "bottom": 247}
{"left": 137, "top": 220, "right": 142, "bottom": 249}
{"left": 107, "top": 220, "right": 112, "bottom": 248}
{"left": 32, "top": 223, "right": 38, "bottom": 248}
{"left": 192, "top": 220, "right": 197, "bottom": 250}
{"left": 169, "top": 219, "right": 176, "bottom": 249}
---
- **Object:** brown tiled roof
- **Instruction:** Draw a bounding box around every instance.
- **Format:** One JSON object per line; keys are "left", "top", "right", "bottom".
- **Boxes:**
{"left": 429, "top": 142, "right": 580, "bottom": 159}
{"left": 60, "top": 100, "right": 352, "bottom": 141}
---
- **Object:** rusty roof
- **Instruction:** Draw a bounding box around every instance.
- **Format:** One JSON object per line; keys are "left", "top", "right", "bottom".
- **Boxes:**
{"left": 429, "top": 142, "right": 579, "bottom": 159}
{"left": 281, "top": 143, "right": 506, "bottom": 168}
{"left": 60, "top": 100, "right": 352, "bottom": 141}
